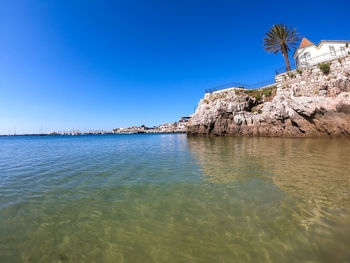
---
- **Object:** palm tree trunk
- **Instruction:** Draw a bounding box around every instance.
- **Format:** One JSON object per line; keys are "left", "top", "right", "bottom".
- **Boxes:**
{"left": 282, "top": 49, "right": 291, "bottom": 71}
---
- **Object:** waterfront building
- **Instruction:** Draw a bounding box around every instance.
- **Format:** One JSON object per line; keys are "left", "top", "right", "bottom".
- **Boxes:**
{"left": 293, "top": 38, "right": 349, "bottom": 68}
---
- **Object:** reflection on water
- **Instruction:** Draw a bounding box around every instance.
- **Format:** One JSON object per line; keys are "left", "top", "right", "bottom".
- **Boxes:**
{"left": 0, "top": 135, "right": 350, "bottom": 262}
{"left": 188, "top": 137, "right": 350, "bottom": 202}
{"left": 188, "top": 136, "right": 350, "bottom": 262}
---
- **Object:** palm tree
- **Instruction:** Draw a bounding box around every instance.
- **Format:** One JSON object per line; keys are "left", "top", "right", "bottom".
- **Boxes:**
{"left": 263, "top": 24, "right": 301, "bottom": 71}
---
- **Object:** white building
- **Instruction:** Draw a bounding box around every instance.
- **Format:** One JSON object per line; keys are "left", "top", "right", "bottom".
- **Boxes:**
{"left": 293, "top": 38, "right": 349, "bottom": 68}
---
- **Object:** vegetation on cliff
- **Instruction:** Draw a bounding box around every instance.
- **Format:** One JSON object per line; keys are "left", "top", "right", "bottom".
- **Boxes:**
{"left": 239, "top": 86, "right": 277, "bottom": 101}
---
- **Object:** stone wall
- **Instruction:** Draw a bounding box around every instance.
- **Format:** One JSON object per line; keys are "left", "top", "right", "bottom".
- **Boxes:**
{"left": 275, "top": 56, "right": 350, "bottom": 96}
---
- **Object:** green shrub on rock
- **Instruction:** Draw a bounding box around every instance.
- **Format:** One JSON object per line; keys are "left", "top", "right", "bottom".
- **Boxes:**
{"left": 241, "top": 85, "right": 277, "bottom": 101}
{"left": 318, "top": 63, "right": 331, "bottom": 75}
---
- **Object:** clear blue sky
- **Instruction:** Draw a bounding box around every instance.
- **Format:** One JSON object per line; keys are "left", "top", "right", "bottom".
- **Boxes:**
{"left": 1, "top": 0, "right": 349, "bottom": 134}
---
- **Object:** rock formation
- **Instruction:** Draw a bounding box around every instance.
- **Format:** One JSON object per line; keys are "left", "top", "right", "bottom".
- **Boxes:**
{"left": 187, "top": 56, "right": 350, "bottom": 137}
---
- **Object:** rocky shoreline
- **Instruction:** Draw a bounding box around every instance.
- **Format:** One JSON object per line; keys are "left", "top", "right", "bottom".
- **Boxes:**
{"left": 187, "top": 56, "right": 350, "bottom": 137}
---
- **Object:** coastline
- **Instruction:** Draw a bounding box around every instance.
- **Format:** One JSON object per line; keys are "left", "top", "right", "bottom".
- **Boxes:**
{"left": 0, "top": 132, "right": 186, "bottom": 137}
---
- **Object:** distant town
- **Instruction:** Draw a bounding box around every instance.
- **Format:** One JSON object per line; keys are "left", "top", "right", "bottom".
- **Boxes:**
{"left": 1, "top": 117, "right": 190, "bottom": 136}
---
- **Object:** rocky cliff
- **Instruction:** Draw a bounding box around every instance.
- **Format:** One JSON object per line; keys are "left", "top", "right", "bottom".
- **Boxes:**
{"left": 187, "top": 56, "right": 350, "bottom": 137}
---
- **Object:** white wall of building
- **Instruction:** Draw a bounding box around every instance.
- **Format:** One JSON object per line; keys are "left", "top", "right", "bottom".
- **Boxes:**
{"left": 293, "top": 41, "right": 349, "bottom": 68}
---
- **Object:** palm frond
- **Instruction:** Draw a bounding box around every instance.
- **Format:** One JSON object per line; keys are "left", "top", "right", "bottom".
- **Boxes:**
{"left": 263, "top": 24, "right": 301, "bottom": 55}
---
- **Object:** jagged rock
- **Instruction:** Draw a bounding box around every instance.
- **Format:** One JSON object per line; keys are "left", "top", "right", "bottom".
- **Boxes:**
{"left": 187, "top": 56, "right": 350, "bottom": 137}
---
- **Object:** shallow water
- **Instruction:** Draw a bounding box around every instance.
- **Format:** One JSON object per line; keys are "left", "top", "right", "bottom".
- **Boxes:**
{"left": 0, "top": 134, "right": 350, "bottom": 262}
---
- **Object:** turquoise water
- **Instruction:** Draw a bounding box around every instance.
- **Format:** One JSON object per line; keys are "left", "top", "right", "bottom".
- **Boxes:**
{"left": 1, "top": 134, "right": 350, "bottom": 262}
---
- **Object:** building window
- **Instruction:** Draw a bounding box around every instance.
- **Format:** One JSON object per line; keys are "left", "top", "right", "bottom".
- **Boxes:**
{"left": 301, "top": 52, "right": 311, "bottom": 62}
{"left": 329, "top": 46, "right": 336, "bottom": 56}
{"left": 340, "top": 46, "right": 346, "bottom": 56}
{"left": 305, "top": 52, "right": 311, "bottom": 61}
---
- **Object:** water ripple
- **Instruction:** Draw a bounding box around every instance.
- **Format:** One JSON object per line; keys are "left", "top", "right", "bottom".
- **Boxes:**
{"left": 0, "top": 135, "right": 350, "bottom": 262}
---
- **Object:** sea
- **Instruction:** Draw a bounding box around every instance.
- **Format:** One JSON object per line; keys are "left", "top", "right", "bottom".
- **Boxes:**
{"left": 1, "top": 134, "right": 350, "bottom": 262}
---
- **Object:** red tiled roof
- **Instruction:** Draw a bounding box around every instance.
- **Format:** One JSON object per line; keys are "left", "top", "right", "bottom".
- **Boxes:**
{"left": 299, "top": 37, "right": 314, "bottom": 48}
